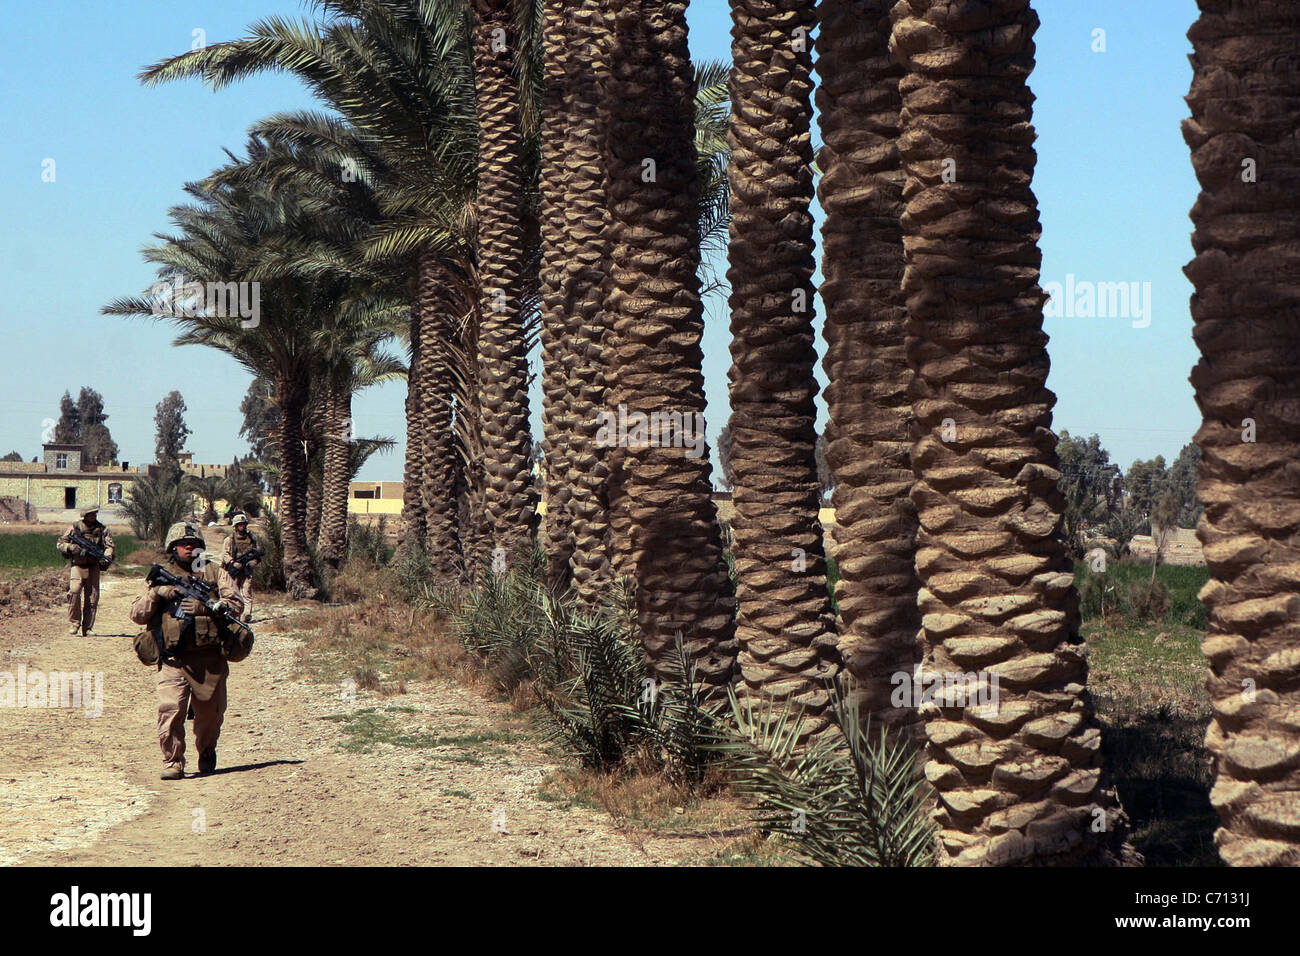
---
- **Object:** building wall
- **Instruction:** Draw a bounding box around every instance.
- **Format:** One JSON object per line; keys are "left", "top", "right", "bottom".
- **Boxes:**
{"left": 43, "top": 446, "right": 83, "bottom": 473}
{"left": 0, "top": 475, "right": 137, "bottom": 510}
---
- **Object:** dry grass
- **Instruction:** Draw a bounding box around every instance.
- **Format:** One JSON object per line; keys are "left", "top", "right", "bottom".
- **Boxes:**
{"left": 287, "top": 562, "right": 484, "bottom": 695}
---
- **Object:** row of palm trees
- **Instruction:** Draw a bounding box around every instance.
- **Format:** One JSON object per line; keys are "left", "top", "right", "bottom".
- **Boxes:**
{"left": 104, "top": 0, "right": 1290, "bottom": 867}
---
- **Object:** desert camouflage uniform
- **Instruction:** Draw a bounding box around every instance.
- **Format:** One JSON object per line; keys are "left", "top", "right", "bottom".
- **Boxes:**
{"left": 129, "top": 538, "right": 243, "bottom": 778}
{"left": 220, "top": 526, "right": 259, "bottom": 623}
{"left": 56, "top": 516, "right": 114, "bottom": 634}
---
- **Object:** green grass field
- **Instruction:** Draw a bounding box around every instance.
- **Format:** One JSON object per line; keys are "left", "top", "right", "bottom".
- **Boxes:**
{"left": 0, "top": 532, "right": 141, "bottom": 579}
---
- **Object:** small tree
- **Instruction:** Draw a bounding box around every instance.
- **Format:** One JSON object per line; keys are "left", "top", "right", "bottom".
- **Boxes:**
{"left": 1, "top": 451, "right": 22, "bottom": 463}
{"left": 154, "top": 391, "right": 191, "bottom": 484}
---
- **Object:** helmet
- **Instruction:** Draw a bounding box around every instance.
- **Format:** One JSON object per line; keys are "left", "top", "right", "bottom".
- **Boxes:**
{"left": 164, "top": 522, "right": 206, "bottom": 551}
{"left": 81, "top": 505, "right": 100, "bottom": 518}
{"left": 231, "top": 513, "right": 249, "bottom": 527}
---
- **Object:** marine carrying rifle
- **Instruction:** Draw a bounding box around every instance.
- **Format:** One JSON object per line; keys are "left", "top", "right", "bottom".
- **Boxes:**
{"left": 226, "top": 544, "right": 264, "bottom": 576}
{"left": 145, "top": 564, "right": 255, "bottom": 643}
{"left": 67, "top": 529, "right": 112, "bottom": 569}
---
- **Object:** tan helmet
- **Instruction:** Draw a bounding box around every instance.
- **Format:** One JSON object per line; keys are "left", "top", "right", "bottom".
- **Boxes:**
{"left": 81, "top": 505, "right": 100, "bottom": 518}
{"left": 164, "top": 522, "right": 205, "bottom": 551}
{"left": 231, "top": 513, "right": 249, "bottom": 527}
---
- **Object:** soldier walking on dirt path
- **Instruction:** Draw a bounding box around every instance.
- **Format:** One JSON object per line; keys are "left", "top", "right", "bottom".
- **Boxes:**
{"left": 56, "top": 505, "right": 114, "bottom": 636}
{"left": 129, "top": 522, "right": 249, "bottom": 781}
{"left": 220, "top": 513, "right": 260, "bottom": 623}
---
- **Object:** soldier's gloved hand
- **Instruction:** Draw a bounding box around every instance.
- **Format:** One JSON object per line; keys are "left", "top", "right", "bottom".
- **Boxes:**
{"left": 153, "top": 585, "right": 180, "bottom": 601}
{"left": 180, "top": 598, "right": 208, "bottom": 617}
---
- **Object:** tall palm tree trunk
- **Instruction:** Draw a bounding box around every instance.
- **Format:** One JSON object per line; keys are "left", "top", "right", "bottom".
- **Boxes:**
{"left": 891, "top": 0, "right": 1130, "bottom": 865}
{"left": 725, "top": 0, "right": 838, "bottom": 729}
{"left": 418, "top": 251, "right": 466, "bottom": 584}
{"left": 816, "top": 0, "right": 921, "bottom": 731}
{"left": 472, "top": 0, "right": 538, "bottom": 563}
{"left": 602, "top": 0, "right": 737, "bottom": 686}
{"left": 318, "top": 382, "right": 352, "bottom": 568}
{"left": 397, "top": 302, "right": 429, "bottom": 561}
{"left": 539, "top": 0, "right": 614, "bottom": 605}
{"left": 1184, "top": 0, "right": 1300, "bottom": 867}
{"left": 275, "top": 375, "right": 317, "bottom": 599}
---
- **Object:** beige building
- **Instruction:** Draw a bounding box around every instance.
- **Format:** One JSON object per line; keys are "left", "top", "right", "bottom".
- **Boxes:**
{"left": 0, "top": 443, "right": 143, "bottom": 514}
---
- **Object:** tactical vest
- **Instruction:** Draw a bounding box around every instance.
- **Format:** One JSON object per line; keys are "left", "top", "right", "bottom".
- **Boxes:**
{"left": 155, "top": 560, "right": 226, "bottom": 654}
{"left": 231, "top": 531, "right": 258, "bottom": 562}
{"left": 71, "top": 521, "right": 107, "bottom": 567}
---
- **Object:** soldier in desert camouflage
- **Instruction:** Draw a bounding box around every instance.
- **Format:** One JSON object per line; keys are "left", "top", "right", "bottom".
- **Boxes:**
{"left": 56, "top": 504, "right": 114, "bottom": 636}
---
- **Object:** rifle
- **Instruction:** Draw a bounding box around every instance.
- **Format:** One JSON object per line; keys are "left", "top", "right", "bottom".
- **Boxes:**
{"left": 227, "top": 544, "right": 264, "bottom": 576}
{"left": 145, "top": 565, "right": 255, "bottom": 644}
{"left": 67, "top": 529, "right": 113, "bottom": 569}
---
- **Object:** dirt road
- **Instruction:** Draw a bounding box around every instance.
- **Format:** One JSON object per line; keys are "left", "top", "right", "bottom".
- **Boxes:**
{"left": 0, "top": 570, "right": 726, "bottom": 866}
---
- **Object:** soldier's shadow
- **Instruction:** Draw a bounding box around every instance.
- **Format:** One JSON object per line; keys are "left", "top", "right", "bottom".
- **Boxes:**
{"left": 197, "top": 759, "right": 304, "bottom": 777}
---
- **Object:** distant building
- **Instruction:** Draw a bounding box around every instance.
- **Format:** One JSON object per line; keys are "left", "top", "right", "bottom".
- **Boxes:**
{"left": 0, "top": 443, "right": 144, "bottom": 514}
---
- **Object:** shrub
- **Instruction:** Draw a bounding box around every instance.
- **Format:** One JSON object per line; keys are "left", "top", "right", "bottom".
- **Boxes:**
{"left": 1128, "top": 578, "right": 1173, "bottom": 622}
{"left": 347, "top": 515, "right": 392, "bottom": 566}
{"left": 712, "top": 679, "right": 936, "bottom": 867}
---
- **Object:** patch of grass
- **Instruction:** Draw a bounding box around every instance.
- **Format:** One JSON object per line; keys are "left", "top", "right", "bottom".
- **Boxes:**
{"left": 1086, "top": 616, "right": 1218, "bottom": 866}
{"left": 441, "top": 789, "right": 475, "bottom": 800}
{"left": 0, "top": 532, "right": 140, "bottom": 574}
{"left": 320, "top": 706, "right": 524, "bottom": 756}
{"left": 538, "top": 766, "right": 744, "bottom": 835}
{"left": 1074, "top": 559, "right": 1208, "bottom": 628}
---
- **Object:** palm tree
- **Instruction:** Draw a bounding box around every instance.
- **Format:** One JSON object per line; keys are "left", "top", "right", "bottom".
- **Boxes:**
{"left": 890, "top": 0, "right": 1131, "bottom": 864}
{"left": 104, "top": 144, "right": 368, "bottom": 599}
{"left": 536, "top": 0, "right": 609, "bottom": 595}
{"left": 1184, "top": 0, "right": 1300, "bottom": 867}
{"left": 468, "top": 0, "right": 539, "bottom": 562}
{"left": 184, "top": 474, "right": 225, "bottom": 525}
{"left": 816, "top": 0, "right": 921, "bottom": 733}
{"left": 600, "top": 0, "right": 737, "bottom": 687}
{"left": 139, "top": 0, "right": 491, "bottom": 586}
{"left": 724, "top": 0, "right": 838, "bottom": 732}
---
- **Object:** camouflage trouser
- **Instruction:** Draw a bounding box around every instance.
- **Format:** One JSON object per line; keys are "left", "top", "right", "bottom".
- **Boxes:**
{"left": 233, "top": 573, "right": 254, "bottom": 622}
{"left": 67, "top": 565, "right": 101, "bottom": 631}
{"left": 156, "top": 652, "right": 228, "bottom": 772}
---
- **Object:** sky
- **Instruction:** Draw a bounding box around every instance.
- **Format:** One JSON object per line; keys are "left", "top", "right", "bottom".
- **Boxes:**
{"left": 0, "top": 0, "right": 1201, "bottom": 482}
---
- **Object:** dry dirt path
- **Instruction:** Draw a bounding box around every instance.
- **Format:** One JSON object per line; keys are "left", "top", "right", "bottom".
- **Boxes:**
{"left": 0, "top": 571, "right": 723, "bottom": 866}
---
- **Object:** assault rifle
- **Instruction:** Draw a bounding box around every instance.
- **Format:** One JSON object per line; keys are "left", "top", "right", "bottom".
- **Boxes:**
{"left": 145, "top": 565, "right": 255, "bottom": 643}
{"left": 67, "top": 529, "right": 112, "bottom": 569}
{"left": 226, "top": 544, "right": 264, "bottom": 576}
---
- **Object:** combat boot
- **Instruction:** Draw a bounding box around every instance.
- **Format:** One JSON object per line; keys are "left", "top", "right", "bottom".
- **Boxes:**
{"left": 68, "top": 624, "right": 79, "bottom": 635}
{"left": 198, "top": 748, "right": 217, "bottom": 775}
{"left": 161, "top": 765, "right": 184, "bottom": 781}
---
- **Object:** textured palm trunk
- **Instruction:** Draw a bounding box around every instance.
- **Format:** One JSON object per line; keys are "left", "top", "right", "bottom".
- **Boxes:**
{"left": 318, "top": 382, "right": 352, "bottom": 568}
{"left": 726, "top": 0, "right": 838, "bottom": 730}
{"left": 397, "top": 300, "right": 429, "bottom": 562}
{"left": 539, "top": 0, "right": 614, "bottom": 605}
{"left": 417, "top": 252, "right": 466, "bottom": 584}
{"left": 816, "top": 0, "right": 921, "bottom": 731}
{"left": 472, "top": 0, "right": 538, "bottom": 563}
{"left": 1184, "top": 0, "right": 1300, "bottom": 867}
{"left": 891, "top": 0, "right": 1131, "bottom": 865}
{"left": 275, "top": 374, "right": 317, "bottom": 600}
{"left": 456, "top": 294, "right": 489, "bottom": 583}
{"left": 305, "top": 458, "right": 323, "bottom": 549}
{"left": 602, "top": 0, "right": 737, "bottom": 686}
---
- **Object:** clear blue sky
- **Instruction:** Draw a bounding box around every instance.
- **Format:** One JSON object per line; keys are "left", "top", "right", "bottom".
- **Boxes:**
{"left": 0, "top": 0, "right": 1200, "bottom": 482}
